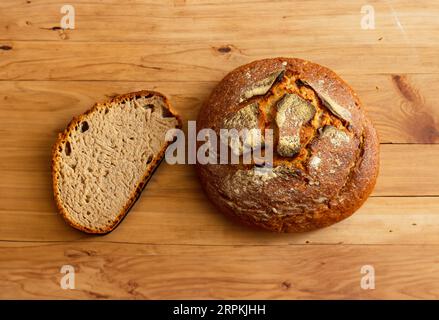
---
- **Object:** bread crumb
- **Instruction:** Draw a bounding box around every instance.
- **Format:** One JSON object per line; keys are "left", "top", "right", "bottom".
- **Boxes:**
{"left": 309, "top": 156, "right": 321, "bottom": 169}
{"left": 254, "top": 167, "right": 278, "bottom": 181}
{"left": 308, "top": 180, "right": 320, "bottom": 186}
{"left": 323, "top": 126, "right": 350, "bottom": 147}
{"left": 315, "top": 197, "right": 327, "bottom": 203}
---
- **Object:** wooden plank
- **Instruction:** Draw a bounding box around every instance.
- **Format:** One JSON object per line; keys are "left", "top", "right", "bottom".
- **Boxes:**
{"left": 1, "top": 242, "right": 438, "bottom": 299}
{"left": 0, "top": 76, "right": 438, "bottom": 145}
{"left": 377, "top": 145, "right": 439, "bottom": 196}
{"left": 0, "top": 193, "right": 438, "bottom": 245}
{"left": 1, "top": 0, "right": 438, "bottom": 44}
{"left": 0, "top": 41, "right": 436, "bottom": 81}
{"left": 1, "top": 144, "right": 439, "bottom": 195}
{"left": 0, "top": 80, "right": 438, "bottom": 244}
{"left": 1, "top": 143, "right": 439, "bottom": 244}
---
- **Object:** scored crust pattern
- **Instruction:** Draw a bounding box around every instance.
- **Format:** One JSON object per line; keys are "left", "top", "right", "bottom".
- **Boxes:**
{"left": 196, "top": 58, "right": 380, "bottom": 232}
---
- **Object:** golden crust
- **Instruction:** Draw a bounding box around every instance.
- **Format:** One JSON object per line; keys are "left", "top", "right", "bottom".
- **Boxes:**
{"left": 52, "top": 90, "right": 182, "bottom": 234}
{"left": 196, "top": 58, "right": 380, "bottom": 232}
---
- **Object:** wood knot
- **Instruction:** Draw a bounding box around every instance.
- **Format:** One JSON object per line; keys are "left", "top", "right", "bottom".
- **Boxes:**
{"left": 40, "top": 26, "right": 62, "bottom": 31}
{"left": 58, "top": 29, "right": 69, "bottom": 40}
{"left": 217, "top": 45, "right": 232, "bottom": 54}
{"left": 0, "top": 45, "right": 12, "bottom": 51}
{"left": 64, "top": 249, "right": 98, "bottom": 258}
{"left": 392, "top": 74, "right": 439, "bottom": 143}
{"left": 83, "top": 290, "right": 110, "bottom": 299}
{"left": 392, "top": 74, "right": 420, "bottom": 103}
{"left": 281, "top": 281, "right": 291, "bottom": 290}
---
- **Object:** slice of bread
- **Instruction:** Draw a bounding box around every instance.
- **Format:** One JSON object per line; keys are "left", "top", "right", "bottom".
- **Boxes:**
{"left": 52, "top": 91, "right": 181, "bottom": 234}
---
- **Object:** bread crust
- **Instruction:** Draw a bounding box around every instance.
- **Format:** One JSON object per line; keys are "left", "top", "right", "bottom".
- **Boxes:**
{"left": 52, "top": 90, "right": 182, "bottom": 234}
{"left": 196, "top": 58, "right": 380, "bottom": 232}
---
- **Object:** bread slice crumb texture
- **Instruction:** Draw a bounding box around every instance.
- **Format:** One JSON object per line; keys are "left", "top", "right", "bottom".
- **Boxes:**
{"left": 52, "top": 92, "right": 180, "bottom": 234}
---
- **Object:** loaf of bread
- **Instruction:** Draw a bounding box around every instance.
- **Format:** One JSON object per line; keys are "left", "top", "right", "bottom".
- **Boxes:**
{"left": 52, "top": 91, "right": 181, "bottom": 234}
{"left": 196, "top": 58, "right": 379, "bottom": 232}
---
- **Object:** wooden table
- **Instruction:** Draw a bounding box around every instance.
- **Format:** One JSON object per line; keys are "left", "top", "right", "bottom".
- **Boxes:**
{"left": 1, "top": 0, "right": 438, "bottom": 299}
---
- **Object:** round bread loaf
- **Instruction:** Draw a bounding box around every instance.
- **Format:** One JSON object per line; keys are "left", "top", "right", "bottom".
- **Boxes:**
{"left": 196, "top": 58, "right": 379, "bottom": 232}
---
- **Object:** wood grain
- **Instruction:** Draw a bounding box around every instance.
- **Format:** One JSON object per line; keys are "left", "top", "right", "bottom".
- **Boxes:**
{"left": 1, "top": 242, "right": 438, "bottom": 299}
{"left": 1, "top": 194, "right": 439, "bottom": 245}
{"left": 1, "top": 144, "right": 439, "bottom": 244}
{"left": 0, "top": 77, "right": 438, "bottom": 145}
{"left": 1, "top": 0, "right": 438, "bottom": 300}
{"left": 1, "top": 145, "right": 439, "bottom": 196}
{"left": 0, "top": 41, "right": 435, "bottom": 81}
{"left": 1, "top": 0, "right": 438, "bottom": 44}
